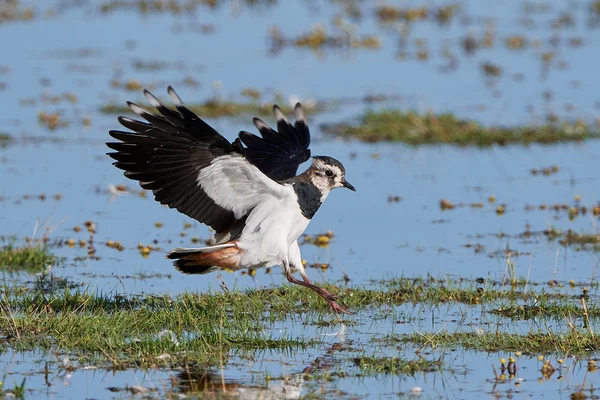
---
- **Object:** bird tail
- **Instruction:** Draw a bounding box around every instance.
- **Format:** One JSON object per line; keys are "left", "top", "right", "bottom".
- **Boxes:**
{"left": 166, "top": 243, "right": 242, "bottom": 274}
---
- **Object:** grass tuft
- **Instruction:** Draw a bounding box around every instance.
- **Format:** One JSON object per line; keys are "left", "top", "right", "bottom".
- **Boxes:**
{"left": 352, "top": 355, "right": 443, "bottom": 375}
{"left": 322, "top": 109, "right": 597, "bottom": 146}
{"left": 0, "top": 242, "right": 56, "bottom": 273}
{"left": 545, "top": 228, "right": 600, "bottom": 251}
{"left": 0, "top": 287, "right": 320, "bottom": 368}
{"left": 393, "top": 330, "right": 599, "bottom": 354}
{"left": 0, "top": 274, "right": 598, "bottom": 368}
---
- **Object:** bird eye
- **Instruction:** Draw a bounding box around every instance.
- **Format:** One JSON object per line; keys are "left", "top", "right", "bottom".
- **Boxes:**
{"left": 325, "top": 170, "right": 333, "bottom": 177}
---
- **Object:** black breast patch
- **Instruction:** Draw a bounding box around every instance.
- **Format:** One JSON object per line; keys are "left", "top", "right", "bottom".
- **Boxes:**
{"left": 293, "top": 181, "right": 322, "bottom": 219}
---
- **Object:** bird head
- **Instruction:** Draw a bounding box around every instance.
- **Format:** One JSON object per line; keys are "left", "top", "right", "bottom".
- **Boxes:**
{"left": 308, "top": 156, "right": 355, "bottom": 193}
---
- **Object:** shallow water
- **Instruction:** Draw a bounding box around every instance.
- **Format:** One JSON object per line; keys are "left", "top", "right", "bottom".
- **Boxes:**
{"left": 2, "top": 0, "right": 600, "bottom": 398}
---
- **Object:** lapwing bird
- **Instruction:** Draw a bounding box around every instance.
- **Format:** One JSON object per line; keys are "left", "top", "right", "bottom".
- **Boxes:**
{"left": 107, "top": 87, "right": 355, "bottom": 314}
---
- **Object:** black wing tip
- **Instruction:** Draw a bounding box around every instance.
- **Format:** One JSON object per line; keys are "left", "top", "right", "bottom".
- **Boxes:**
{"left": 105, "top": 142, "right": 122, "bottom": 152}
{"left": 238, "top": 131, "right": 262, "bottom": 142}
{"left": 117, "top": 116, "right": 133, "bottom": 125}
{"left": 108, "top": 130, "right": 130, "bottom": 139}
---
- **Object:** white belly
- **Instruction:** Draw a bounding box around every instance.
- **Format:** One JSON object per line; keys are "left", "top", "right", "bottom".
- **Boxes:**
{"left": 236, "top": 196, "right": 311, "bottom": 268}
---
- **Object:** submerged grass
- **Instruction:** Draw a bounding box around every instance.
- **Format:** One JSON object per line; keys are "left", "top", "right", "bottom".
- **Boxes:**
{"left": 0, "top": 242, "right": 56, "bottom": 273}
{"left": 352, "top": 355, "right": 443, "bottom": 375}
{"left": 322, "top": 109, "right": 598, "bottom": 146}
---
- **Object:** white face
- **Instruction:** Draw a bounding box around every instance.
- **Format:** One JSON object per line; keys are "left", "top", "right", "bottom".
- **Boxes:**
{"left": 310, "top": 159, "right": 345, "bottom": 192}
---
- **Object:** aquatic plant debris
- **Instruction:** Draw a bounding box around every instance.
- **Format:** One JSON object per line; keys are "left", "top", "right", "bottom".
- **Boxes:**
{"left": 0, "top": 132, "right": 13, "bottom": 148}
{"left": 100, "top": 98, "right": 324, "bottom": 118}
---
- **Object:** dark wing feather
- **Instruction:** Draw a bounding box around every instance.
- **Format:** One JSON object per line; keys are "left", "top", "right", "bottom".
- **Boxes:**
{"left": 239, "top": 103, "right": 311, "bottom": 181}
{"left": 106, "top": 87, "right": 241, "bottom": 233}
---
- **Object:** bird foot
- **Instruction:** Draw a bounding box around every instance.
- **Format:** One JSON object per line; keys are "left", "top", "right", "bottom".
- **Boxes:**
{"left": 327, "top": 299, "right": 354, "bottom": 315}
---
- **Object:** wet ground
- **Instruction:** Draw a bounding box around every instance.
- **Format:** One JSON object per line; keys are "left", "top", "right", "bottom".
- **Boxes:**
{"left": 1, "top": 0, "right": 600, "bottom": 398}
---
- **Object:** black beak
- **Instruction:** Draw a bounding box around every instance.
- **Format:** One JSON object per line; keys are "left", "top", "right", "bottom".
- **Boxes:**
{"left": 342, "top": 179, "right": 356, "bottom": 191}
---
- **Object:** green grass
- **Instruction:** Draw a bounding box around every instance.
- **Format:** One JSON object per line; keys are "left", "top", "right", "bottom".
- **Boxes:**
{"left": 0, "top": 288, "right": 319, "bottom": 368}
{"left": 0, "top": 275, "right": 598, "bottom": 368}
{"left": 322, "top": 109, "right": 597, "bottom": 146}
{"left": 0, "top": 378, "right": 26, "bottom": 399}
{"left": 0, "top": 242, "right": 56, "bottom": 273}
{"left": 391, "top": 330, "right": 599, "bottom": 354}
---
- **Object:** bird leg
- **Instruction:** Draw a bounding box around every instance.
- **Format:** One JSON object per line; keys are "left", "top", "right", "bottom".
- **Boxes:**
{"left": 299, "top": 270, "right": 340, "bottom": 301}
{"left": 285, "top": 270, "right": 353, "bottom": 315}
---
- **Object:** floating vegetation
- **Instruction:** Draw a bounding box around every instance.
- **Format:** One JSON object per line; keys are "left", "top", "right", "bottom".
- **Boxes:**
{"left": 523, "top": 198, "right": 600, "bottom": 221}
{"left": 132, "top": 59, "right": 184, "bottom": 71}
{"left": 37, "top": 111, "right": 67, "bottom": 131}
{"left": 101, "top": 97, "right": 324, "bottom": 118}
{"left": 99, "top": 0, "right": 277, "bottom": 14}
{"left": 374, "top": 4, "right": 459, "bottom": 25}
{"left": 353, "top": 355, "right": 443, "bottom": 375}
{"left": 481, "top": 61, "right": 502, "bottom": 77}
{"left": 0, "top": 3, "right": 34, "bottom": 23}
{"left": 530, "top": 164, "right": 559, "bottom": 176}
{"left": 268, "top": 23, "right": 381, "bottom": 55}
{"left": 505, "top": 35, "right": 527, "bottom": 50}
{"left": 0, "top": 132, "right": 13, "bottom": 148}
{"left": 111, "top": 78, "right": 145, "bottom": 91}
{"left": 459, "top": 23, "right": 496, "bottom": 57}
{"left": 322, "top": 109, "right": 598, "bottom": 146}
{"left": 545, "top": 228, "right": 600, "bottom": 251}
{"left": 19, "top": 92, "right": 78, "bottom": 106}
{"left": 0, "top": 241, "right": 57, "bottom": 274}
{"left": 439, "top": 198, "right": 506, "bottom": 215}
{"left": 302, "top": 231, "right": 335, "bottom": 247}
{"left": 0, "top": 192, "right": 63, "bottom": 204}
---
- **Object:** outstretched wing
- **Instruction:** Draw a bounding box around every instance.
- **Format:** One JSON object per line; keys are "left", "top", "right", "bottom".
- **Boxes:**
{"left": 106, "top": 87, "right": 289, "bottom": 235}
{"left": 239, "top": 103, "right": 311, "bottom": 181}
